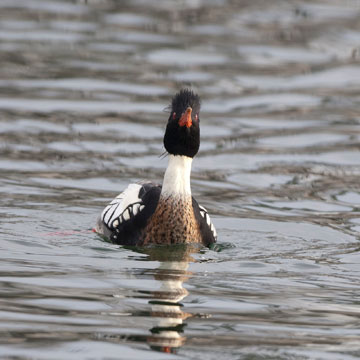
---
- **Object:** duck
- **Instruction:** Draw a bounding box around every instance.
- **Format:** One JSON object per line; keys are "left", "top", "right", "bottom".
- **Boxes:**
{"left": 95, "top": 89, "right": 217, "bottom": 246}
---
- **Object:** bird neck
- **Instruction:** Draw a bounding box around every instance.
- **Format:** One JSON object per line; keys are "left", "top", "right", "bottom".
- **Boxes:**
{"left": 161, "top": 155, "right": 193, "bottom": 198}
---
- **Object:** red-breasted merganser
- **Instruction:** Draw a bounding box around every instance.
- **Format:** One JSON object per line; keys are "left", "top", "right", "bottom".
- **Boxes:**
{"left": 95, "top": 89, "right": 217, "bottom": 246}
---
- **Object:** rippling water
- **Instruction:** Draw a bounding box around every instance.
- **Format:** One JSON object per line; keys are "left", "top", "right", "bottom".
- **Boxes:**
{"left": 1, "top": 0, "right": 360, "bottom": 359}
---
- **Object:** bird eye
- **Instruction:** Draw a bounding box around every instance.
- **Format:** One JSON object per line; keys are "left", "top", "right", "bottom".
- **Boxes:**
{"left": 172, "top": 112, "right": 176, "bottom": 120}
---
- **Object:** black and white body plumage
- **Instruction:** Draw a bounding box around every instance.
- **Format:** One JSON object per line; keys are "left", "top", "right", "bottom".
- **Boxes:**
{"left": 95, "top": 89, "right": 217, "bottom": 246}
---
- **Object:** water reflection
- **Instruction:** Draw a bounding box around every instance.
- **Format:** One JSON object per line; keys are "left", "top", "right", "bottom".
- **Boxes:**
{"left": 147, "top": 261, "right": 190, "bottom": 353}
{"left": 139, "top": 246, "right": 197, "bottom": 354}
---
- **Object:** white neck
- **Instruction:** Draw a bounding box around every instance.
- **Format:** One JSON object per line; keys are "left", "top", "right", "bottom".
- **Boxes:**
{"left": 161, "top": 155, "right": 193, "bottom": 198}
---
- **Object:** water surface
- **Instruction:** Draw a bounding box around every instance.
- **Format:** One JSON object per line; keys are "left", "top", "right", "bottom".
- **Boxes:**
{"left": 1, "top": 1, "right": 360, "bottom": 359}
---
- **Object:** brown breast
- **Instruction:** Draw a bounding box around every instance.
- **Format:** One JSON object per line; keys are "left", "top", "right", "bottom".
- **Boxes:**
{"left": 141, "top": 195, "right": 202, "bottom": 245}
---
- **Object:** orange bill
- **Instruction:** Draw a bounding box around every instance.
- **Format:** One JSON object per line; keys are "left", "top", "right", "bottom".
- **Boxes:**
{"left": 178, "top": 107, "right": 192, "bottom": 128}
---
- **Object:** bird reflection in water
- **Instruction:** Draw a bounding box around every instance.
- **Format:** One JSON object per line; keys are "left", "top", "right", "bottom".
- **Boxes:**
{"left": 141, "top": 244, "right": 200, "bottom": 354}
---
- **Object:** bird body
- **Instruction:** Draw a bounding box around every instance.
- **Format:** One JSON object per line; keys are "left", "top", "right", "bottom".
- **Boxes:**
{"left": 95, "top": 89, "right": 217, "bottom": 246}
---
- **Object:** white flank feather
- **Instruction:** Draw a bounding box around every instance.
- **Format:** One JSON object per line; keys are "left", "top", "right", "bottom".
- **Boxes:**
{"left": 101, "top": 183, "right": 142, "bottom": 225}
{"left": 198, "top": 204, "right": 217, "bottom": 239}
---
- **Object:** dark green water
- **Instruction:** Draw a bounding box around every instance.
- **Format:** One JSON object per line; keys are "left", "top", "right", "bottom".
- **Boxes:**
{"left": 1, "top": 1, "right": 360, "bottom": 359}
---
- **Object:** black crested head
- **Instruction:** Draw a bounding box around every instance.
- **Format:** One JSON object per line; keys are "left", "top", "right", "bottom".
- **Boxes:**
{"left": 163, "top": 89, "right": 201, "bottom": 158}
{"left": 171, "top": 89, "right": 200, "bottom": 118}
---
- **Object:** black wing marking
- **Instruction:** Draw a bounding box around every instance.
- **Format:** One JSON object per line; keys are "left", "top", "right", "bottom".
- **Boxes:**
{"left": 104, "top": 183, "right": 161, "bottom": 245}
{"left": 101, "top": 183, "right": 159, "bottom": 229}
{"left": 110, "top": 202, "right": 144, "bottom": 229}
{"left": 198, "top": 205, "right": 217, "bottom": 239}
{"left": 192, "top": 199, "right": 217, "bottom": 246}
